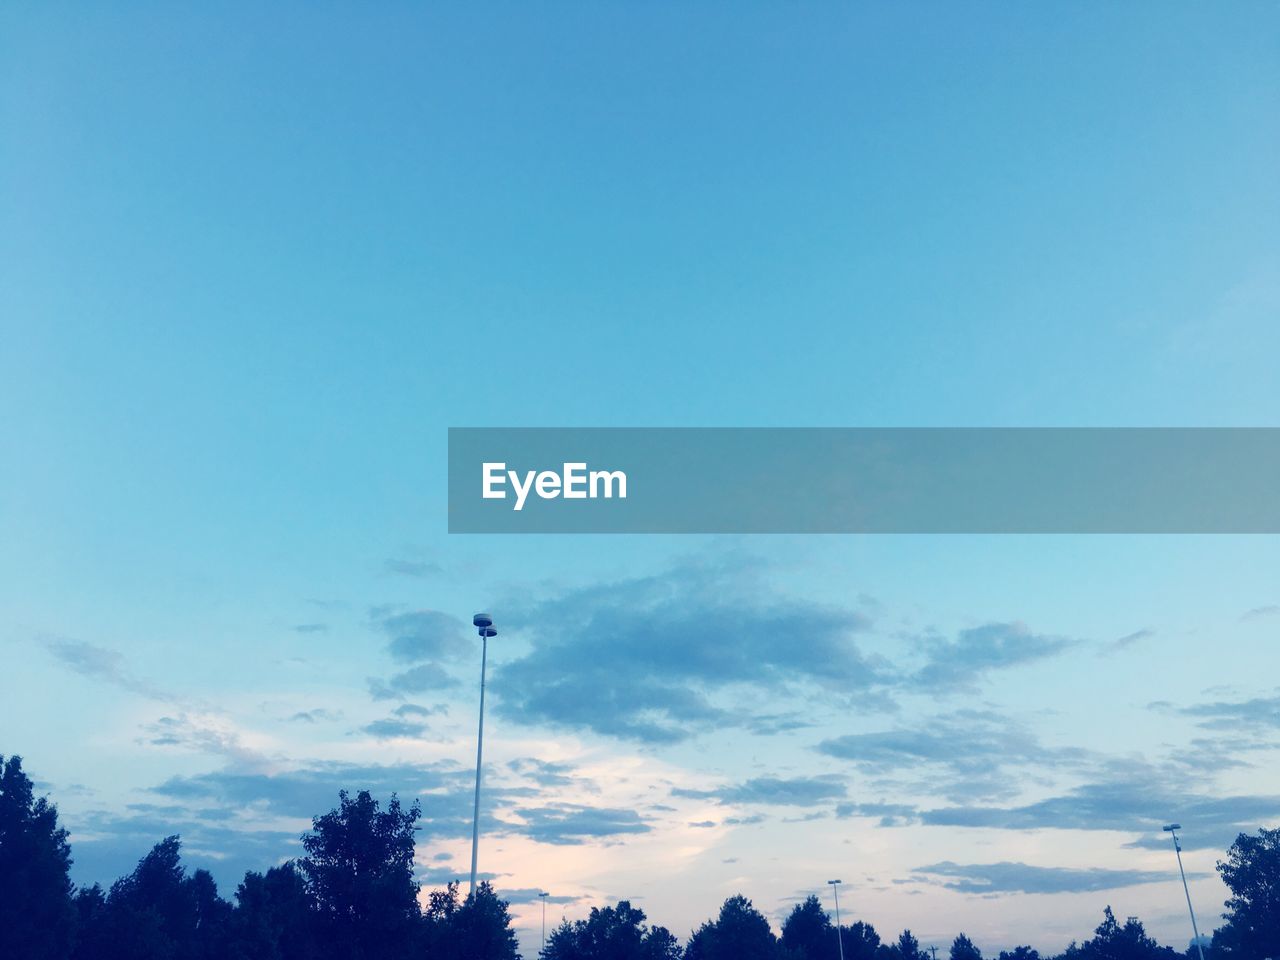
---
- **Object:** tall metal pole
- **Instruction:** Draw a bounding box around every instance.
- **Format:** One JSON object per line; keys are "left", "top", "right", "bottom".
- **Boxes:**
{"left": 470, "top": 615, "right": 495, "bottom": 897}
{"left": 540, "top": 891, "right": 549, "bottom": 952}
{"left": 1166, "top": 826, "right": 1206, "bottom": 960}
{"left": 828, "top": 880, "right": 845, "bottom": 960}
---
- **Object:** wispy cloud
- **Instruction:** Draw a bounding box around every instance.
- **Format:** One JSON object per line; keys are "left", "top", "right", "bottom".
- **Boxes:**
{"left": 394, "top": 703, "right": 445, "bottom": 718}
{"left": 918, "top": 772, "right": 1280, "bottom": 852}
{"left": 1241, "top": 604, "right": 1280, "bottom": 623}
{"left": 835, "top": 801, "right": 918, "bottom": 826}
{"left": 492, "top": 557, "right": 886, "bottom": 744}
{"left": 373, "top": 609, "right": 469, "bottom": 663}
{"left": 362, "top": 717, "right": 432, "bottom": 739}
{"left": 673, "top": 775, "right": 847, "bottom": 807}
{"left": 383, "top": 558, "right": 443, "bottom": 580}
{"left": 289, "top": 708, "right": 341, "bottom": 723}
{"left": 1105, "top": 629, "right": 1154, "bottom": 653}
{"left": 509, "top": 804, "right": 651, "bottom": 845}
{"left": 42, "top": 636, "right": 172, "bottom": 701}
{"left": 912, "top": 861, "right": 1191, "bottom": 895}
{"left": 367, "top": 664, "right": 460, "bottom": 700}
{"left": 910, "top": 622, "right": 1075, "bottom": 692}
{"left": 507, "top": 758, "right": 581, "bottom": 789}
{"left": 497, "top": 888, "right": 582, "bottom": 906}
{"left": 364, "top": 610, "right": 468, "bottom": 703}
{"left": 1171, "top": 691, "right": 1280, "bottom": 732}
{"left": 141, "top": 714, "right": 272, "bottom": 770}
{"left": 150, "top": 760, "right": 476, "bottom": 837}
{"left": 817, "top": 710, "right": 1091, "bottom": 803}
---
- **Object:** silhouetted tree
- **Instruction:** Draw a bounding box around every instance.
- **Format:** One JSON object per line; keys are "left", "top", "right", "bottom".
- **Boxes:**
{"left": 1060, "top": 907, "right": 1181, "bottom": 960}
{"left": 70, "top": 885, "right": 109, "bottom": 960}
{"left": 1212, "top": 827, "right": 1280, "bottom": 960}
{"left": 541, "top": 899, "right": 681, "bottom": 960}
{"left": 75, "top": 835, "right": 230, "bottom": 960}
{"left": 420, "top": 881, "right": 463, "bottom": 956}
{"left": 230, "top": 862, "right": 320, "bottom": 960}
{"left": 781, "top": 895, "right": 833, "bottom": 960}
{"left": 7, "top": 754, "right": 1254, "bottom": 960}
{"left": 643, "top": 926, "right": 684, "bottom": 960}
{"left": 298, "top": 789, "right": 420, "bottom": 959}
{"left": 0, "top": 755, "right": 76, "bottom": 960}
{"left": 686, "top": 895, "right": 782, "bottom": 960}
{"left": 434, "top": 881, "right": 520, "bottom": 960}
{"left": 843, "top": 920, "right": 882, "bottom": 960}
{"left": 188, "top": 867, "right": 234, "bottom": 959}
{"left": 881, "top": 929, "right": 925, "bottom": 960}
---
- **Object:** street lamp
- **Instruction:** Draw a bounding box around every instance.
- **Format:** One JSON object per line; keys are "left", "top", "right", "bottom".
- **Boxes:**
{"left": 469, "top": 613, "right": 497, "bottom": 898}
{"left": 827, "top": 880, "right": 845, "bottom": 960}
{"left": 540, "top": 891, "right": 550, "bottom": 951}
{"left": 1163, "top": 824, "right": 1206, "bottom": 960}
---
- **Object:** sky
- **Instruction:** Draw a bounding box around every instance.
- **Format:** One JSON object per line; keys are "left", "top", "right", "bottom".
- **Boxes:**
{"left": 2, "top": 3, "right": 1279, "bottom": 957}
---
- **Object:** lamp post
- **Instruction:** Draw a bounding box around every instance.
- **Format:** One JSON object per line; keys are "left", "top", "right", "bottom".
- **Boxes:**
{"left": 469, "top": 613, "right": 496, "bottom": 898}
{"left": 827, "top": 879, "right": 845, "bottom": 960}
{"left": 1163, "top": 824, "right": 1206, "bottom": 960}
{"left": 540, "top": 891, "right": 550, "bottom": 951}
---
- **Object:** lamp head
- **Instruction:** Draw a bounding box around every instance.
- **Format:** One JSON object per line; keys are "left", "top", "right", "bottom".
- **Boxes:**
{"left": 827, "top": 879, "right": 842, "bottom": 885}
{"left": 1163, "top": 824, "right": 1181, "bottom": 832}
{"left": 473, "top": 613, "right": 493, "bottom": 629}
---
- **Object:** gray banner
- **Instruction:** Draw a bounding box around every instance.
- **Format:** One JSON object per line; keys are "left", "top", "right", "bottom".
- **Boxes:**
{"left": 447, "top": 428, "right": 1280, "bottom": 533}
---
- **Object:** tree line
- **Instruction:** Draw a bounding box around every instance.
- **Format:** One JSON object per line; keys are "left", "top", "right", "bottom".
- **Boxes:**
{"left": 2, "top": 754, "right": 1276, "bottom": 960}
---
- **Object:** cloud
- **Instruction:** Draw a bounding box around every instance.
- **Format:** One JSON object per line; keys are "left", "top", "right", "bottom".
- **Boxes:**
{"left": 368, "top": 664, "right": 460, "bottom": 700}
{"left": 141, "top": 714, "right": 269, "bottom": 768}
{"left": 816, "top": 710, "right": 1090, "bottom": 803}
{"left": 835, "top": 802, "right": 918, "bottom": 826}
{"left": 43, "top": 636, "right": 170, "bottom": 700}
{"left": 289, "top": 708, "right": 341, "bottom": 723}
{"left": 1240, "top": 605, "right": 1279, "bottom": 623}
{"left": 492, "top": 888, "right": 580, "bottom": 906}
{"left": 507, "top": 758, "right": 580, "bottom": 789}
{"left": 394, "top": 703, "right": 445, "bottom": 718}
{"left": 492, "top": 557, "right": 886, "bottom": 743}
{"left": 365, "top": 611, "right": 468, "bottom": 702}
{"left": 150, "top": 761, "right": 474, "bottom": 831}
{"left": 362, "top": 718, "right": 430, "bottom": 739}
{"left": 910, "top": 622, "right": 1075, "bottom": 692}
{"left": 912, "top": 861, "right": 1192, "bottom": 895}
{"left": 147, "top": 757, "right": 643, "bottom": 856}
{"left": 673, "top": 775, "right": 846, "bottom": 807}
{"left": 1175, "top": 692, "right": 1280, "bottom": 732}
{"left": 1106, "top": 629, "right": 1154, "bottom": 653}
{"left": 744, "top": 712, "right": 814, "bottom": 735}
{"left": 510, "top": 804, "right": 652, "bottom": 845}
{"left": 383, "top": 558, "right": 443, "bottom": 579}
{"left": 919, "top": 773, "right": 1280, "bottom": 852}
{"left": 373, "top": 609, "right": 469, "bottom": 663}
{"left": 416, "top": 865, "right": 500, "bottom": 886}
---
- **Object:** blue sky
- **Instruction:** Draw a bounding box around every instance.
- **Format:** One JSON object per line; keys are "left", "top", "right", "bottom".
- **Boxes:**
{"left": 2, "top": 3, "right": 1278, "bottom": 957}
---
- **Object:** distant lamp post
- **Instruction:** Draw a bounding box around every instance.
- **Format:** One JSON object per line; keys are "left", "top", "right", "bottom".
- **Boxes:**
{"left": 469, "top": 614, "right": 497, "bottom": 897}
{"left": 827, "top": 879, "right": 845, "bottom": 960}
{"left": 539, "top": 891, "right": 550, "bottom": 951}
{"left": 1163, "top": 824, "right": 1206, "bottom": 960}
